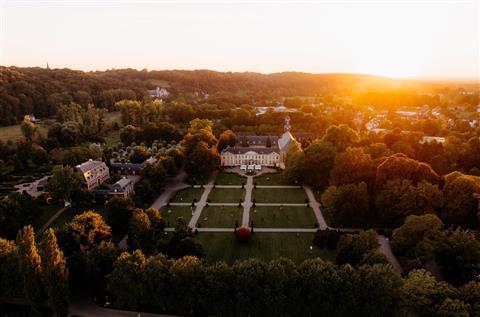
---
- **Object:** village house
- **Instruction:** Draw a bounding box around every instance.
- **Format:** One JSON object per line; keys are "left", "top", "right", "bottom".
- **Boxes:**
{"left": 108, "top": 177, "right": 134, "bottom": 199}
{"left": 76, "top": 159, "right": 110, "bottom": 191}
{"left": 147, "top": 86, "right": 169, "bottom": 99}
{"left": 110, "top": 157, "right": 158, "bottom": 175}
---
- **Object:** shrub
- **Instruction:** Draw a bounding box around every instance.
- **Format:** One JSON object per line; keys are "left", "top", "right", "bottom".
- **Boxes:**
{"left": 235, "top": 227, "right": 252, "bottom": 243}
{"left": 313, "top": 229, "right": 342, "bottom": 250}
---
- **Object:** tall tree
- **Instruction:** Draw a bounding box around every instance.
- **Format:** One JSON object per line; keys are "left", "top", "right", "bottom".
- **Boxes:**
{"left": 400, "top": 269, "right": 455, "bottom": 317}
{"left": 45, "top": 165, "right": 83, "bottom": 203}
{"left": 0, "top": 238, "right": 23, "bottom": 297}
{"left": 20, "top": 115, "right": 39, "bottom": 142}
{"left": 217, "top": 130, "right": 237, "bottom": 152}
{"left": 375, "top": 180, "right": 444, "bottom": 227}
{"left": 16, "top": 226, "right": 45, "bottom": 315}
{"left": 58, "top": 211, "right": 112, "bottom": 256}
{"left": 40, "top": 229, "right": 69, "bottom": 317}
{"left": 330, "top": 147, "right": 375, "bottom": 186}
{"left": 321, "top": 124, "right": 359, "bottom": 151}
{"left": 106, "top": 250, "right": 148, "bottom": 310}
{"left": 321, "top": 182, "right": 371, "bottom": 227}
{"left": 391, "top": 214, "right": 444, "bottom": 259}
{"left": 442, "top": 172, "right": 480, "bottom": 226}
{"left": 435, "top": 228, "right": 480, "bottom": 286}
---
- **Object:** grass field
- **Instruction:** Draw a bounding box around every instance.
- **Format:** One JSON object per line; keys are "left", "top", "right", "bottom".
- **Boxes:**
{"left": 35, "top": 204, "right": 64, "bottom": 230}
{"left": 104, "top": 111, "right": 122, "bottom": 125}
{"left": 0, "top": 123, "right": 49, "bottom": 142}
{"left": 161, "top": 205, "right": 194, "bottom": 226}
{"left": 253, "top": 188, "right": 308, "bottom": 203}
{"left": 208, "top": 188, "right": 245, "bottom": 203}
{"left": 195, "top": 232, "right": 336, "bottom": 264}
{"left": 250, "top": 206, "right": 317, "bottom": 228}
{"left": 254, "top": 173, "right": 292, "bottom": 185}
{"left": 215, "top": 172, "right": 246, "bottom": 185}
{"left": 197, "top": 206, "right": 243, "bottom": 227}
{"left": 0, "top": 111, "right": 122, "bottom": 143}
{"left": 172, "top": 188, "right": 204, "bottom": 203}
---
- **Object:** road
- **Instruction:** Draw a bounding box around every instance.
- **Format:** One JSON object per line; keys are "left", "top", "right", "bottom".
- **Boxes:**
{"left": 119, "top": 171, "right": 188, "bottom": 250}
{"left": 69, "top": 294, "right": 179, "bottom": 317}
{"left": 377, "top": 235, "right": 403, "bottom": 273}
{"left": 188, "top": 180, "right": 214, "bottom": 228}
{"left": 39, "top": 206, "right": 68, "bottom": 233}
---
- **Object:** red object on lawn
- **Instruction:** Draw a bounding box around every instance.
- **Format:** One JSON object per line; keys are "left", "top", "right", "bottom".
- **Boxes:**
{"left": 235, "top": 226, "right": 252, "bottom": 242}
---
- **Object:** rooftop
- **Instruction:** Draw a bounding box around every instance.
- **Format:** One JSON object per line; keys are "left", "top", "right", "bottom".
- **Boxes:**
{"left": 222, "top": 146, "right": 280, "bottom": 155}
{"left": 76, "top": 159, "right": 105, "bottom": 173}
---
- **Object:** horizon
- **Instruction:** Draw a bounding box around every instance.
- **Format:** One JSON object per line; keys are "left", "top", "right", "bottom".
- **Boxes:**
{"left": 2, "top": 1, "right": 479, "bottom": 80}
{"left": 4, "top": 64, "right": 480, "bottom": 83}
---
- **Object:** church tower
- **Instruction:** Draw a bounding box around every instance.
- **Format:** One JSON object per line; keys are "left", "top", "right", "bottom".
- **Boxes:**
{"left": 284, "top": 115, "right": 291, "bottom": 132}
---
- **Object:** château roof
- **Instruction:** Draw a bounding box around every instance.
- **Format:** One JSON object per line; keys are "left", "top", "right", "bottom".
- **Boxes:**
{"left": 235, "top": 135, "right": 279, "bottom": 146}
{"left": 278, "top": 131, "right": 295, "bottom": 152}
{"left": 222, "top": 146, "right": 280, "bottom": 155}
{"left": 76, "top": 160, "right": 106, "bottom": 174}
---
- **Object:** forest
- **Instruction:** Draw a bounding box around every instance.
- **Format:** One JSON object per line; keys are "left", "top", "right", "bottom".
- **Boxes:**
{"left": 1, "top": 66, "right": 478, "bottom": 125}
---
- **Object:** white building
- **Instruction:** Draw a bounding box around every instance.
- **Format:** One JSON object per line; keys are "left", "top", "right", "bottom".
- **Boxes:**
{"left": 147, "top": 86, "right": 169, "bottom": 99}
{"left": 220, "top": 116, "right": 295, "bottom": 169}
{"left": 76, "top": 159, "right": 110, "bottom": 191}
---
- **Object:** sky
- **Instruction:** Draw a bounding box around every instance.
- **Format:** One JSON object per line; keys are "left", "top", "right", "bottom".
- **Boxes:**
{"left": 1, "top": 0, "right": 479, "bottom": 79}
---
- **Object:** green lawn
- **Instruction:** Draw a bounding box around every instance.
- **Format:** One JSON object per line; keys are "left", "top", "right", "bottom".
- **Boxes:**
{"left": 253, "top": 188, "right": 308, "bottom": 203}
{"left": 104, "top": 111, "right": 122, "bottom": 125}
{"left": 160, "top": 205, "right": 194, "bottom": 226}
{"left": 0, "top": 123, "right": 49, "bottom": 142}
{"left": 208, "top": 188, "right": 245, "bottom": 203}
{"left": 250, "top": 206, "right": 317, "bottom": 228}
{"left": 197, "top": 206, "right": 243, "bottom": 228}
{"left": 36, "top": 204, "right": 64, "bottom": 230}
{"left": 215, "top": 172, "right": 246, "bottom": 185}
{"left": 50, "top": 208, "right": 76, "bottom": 229}
{"left": 172, "top": 188, "right": 204, "bottom": 203}
{"left": 195, "top": 232, "right": 336, "bottom": 264}
{"left": 254, "top": 173, "right": 293, "bottom": 185}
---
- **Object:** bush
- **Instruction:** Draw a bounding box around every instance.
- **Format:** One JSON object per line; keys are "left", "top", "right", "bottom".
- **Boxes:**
{"left": 235, "top": 227, "right": 252, "bottom": 243}
{"left": 313, "top": 229, "right": 342, "bottom": 250}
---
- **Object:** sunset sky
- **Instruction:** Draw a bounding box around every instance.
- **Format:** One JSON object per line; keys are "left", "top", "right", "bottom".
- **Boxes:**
{"left": 1, "top": 1, "right": 479, "bottom": 79}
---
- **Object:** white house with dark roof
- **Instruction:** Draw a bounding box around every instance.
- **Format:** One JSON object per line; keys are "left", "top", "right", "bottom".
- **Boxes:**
{"left": 76, "top": 159, "right": 110, "bottom": 191}
{"left": 147, "top": 86, "right": 169, "bottom": 99}
{"left": 109, "top": 177, "right": 134, "bottom": 199}
{"left": 221, "top": 116, "right": 295, "bottom": 169}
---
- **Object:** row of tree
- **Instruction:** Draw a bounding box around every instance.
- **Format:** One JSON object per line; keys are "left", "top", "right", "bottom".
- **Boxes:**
{"left": 106, "top": 251, "right": 480, "bottom": 317}
{"left": 0, "top": 226, "right": 68, "bottom": 316}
